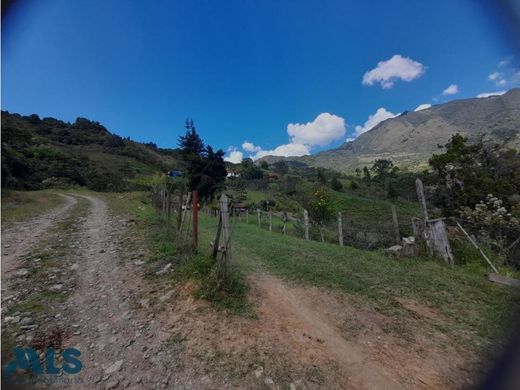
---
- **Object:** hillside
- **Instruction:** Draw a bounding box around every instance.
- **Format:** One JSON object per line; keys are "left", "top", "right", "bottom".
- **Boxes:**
{"left": 266, "top": 88, "right": 520, "bottom": 172}
{"left": 1, "top": 111, "right": 182, "bottom": 191}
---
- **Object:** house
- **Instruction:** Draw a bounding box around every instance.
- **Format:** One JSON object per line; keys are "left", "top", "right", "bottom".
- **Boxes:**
{"left": 227, "top": 171, "right": 240, "bottom": 178}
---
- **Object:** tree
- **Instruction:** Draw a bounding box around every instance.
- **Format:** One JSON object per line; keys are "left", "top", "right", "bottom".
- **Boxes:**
{"left": 260, "top": 160, "right": 269, "bottom": 170}
{"left": 317, "top": 168, "right": 327, "bottom": 184}
{"left": 330, "top": 177, "right": 343, "bottom": 191}
{"left": 362, "top": 166, "right": 371, "bottom": 181}
{"left": 274, "top": 161, "right": 288, "bottom": 175}
{"left": 355, "top": 168, "right": 361, "bottom": 177}
{"left": 371, "top": 159, "right": 394, "bottom": 179}
{"left": 308, "top": 190, "right": 334, "bottom": 242}
{"left": 177, "top": 119, "right": 227, "bottom": 199}
{"left": 177, "top": 119, "right": 204, "bottom": 157}
{"left": 240, "top": 158, "right": 263, "bottom": 179}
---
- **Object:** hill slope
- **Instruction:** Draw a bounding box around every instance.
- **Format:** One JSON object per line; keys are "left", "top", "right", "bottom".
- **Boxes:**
{"left": 270, "top": 89, "right": 520, "bottom": 171}
{"left": 1, "top": 111, "right": 182, "bottom": 190}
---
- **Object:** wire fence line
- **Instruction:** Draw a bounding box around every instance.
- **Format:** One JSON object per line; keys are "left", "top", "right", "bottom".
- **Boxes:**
{"left": 150, "top": 184, "right": 418, "bottom": 251}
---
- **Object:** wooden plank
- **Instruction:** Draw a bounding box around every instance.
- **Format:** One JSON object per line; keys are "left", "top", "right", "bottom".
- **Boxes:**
{"left": 338, "top": 212, "right": 343, "bottom": 246}
{"left": 457, "top": 222, "right": 499, "bottom": 273}
{"left": 391, "top": 205, "right": 400, "bottom": 245}
{"left": 415, "top": 178, "right": 429, "bottom": 221}
{"left": 303, "top": 209, "right": 309, "bottom": 240}
{"left": 488, "top": 273, "right": 520, "bottom": 288}
{"left": 211, "top": 216, "right": 222, "bottom": 259}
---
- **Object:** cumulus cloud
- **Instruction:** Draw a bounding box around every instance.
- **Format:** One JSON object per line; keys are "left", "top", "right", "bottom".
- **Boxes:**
{"left": 414, "top": 103, "right": 431, "bottom": 112}
{"left": 442, "top": 84, "right": 459, "bottom": 95}
{"left": 476, "top": 90, "right": 506, "bottom": 98}
{"left": 362, "top": 55, "right": 425, "bottom": 89}
{"left": 252, "top": 143, "right": 310, "bottom": 160}
{"left": 241, "top": 141, "right": 261, "bottom": 153}
{"left": 287, "top": 113, "right": 346, "bottom": 146}
{"left": 488, "top": 72, "right": 500, "bottom": 81}
{"left": 224, "top": 149, "right": 243, "bottom": 164}
{"left": 355, "top": 107, "right": 397, "bottom": 136}
{"left": 230, "top": 113, "right": 346, "bottom": 160}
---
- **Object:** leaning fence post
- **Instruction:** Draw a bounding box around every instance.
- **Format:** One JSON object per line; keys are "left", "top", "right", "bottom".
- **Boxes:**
{"left": 338, "top": 212, "right": 344, "bottom": 246}
{"left": 257, "top": 209, "right": 261, "bottom": 227}
{"left": 282, "top": 212, "right": 287, "bottom": 235}
{"left": 391, "top": 205, "right": 400, "bottom": 244}
{"left": 415, "top": 178, "right": 429, "bottom": 221}
{"left": 304, "top": 209, "right": 309, "bottom": 240}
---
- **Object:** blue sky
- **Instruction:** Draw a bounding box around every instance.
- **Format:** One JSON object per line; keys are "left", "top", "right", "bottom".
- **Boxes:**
{"left": 2, "top": 0, "right": 520, "bottom": 162}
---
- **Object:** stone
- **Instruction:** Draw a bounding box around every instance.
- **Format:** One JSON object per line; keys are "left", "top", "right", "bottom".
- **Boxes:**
{"left": 20, "top": 317, "right": 34, "bottom": 326}
{"left": 385, "top": 245, "right": 402, "bottom": 257}
{"left": 105, "top": 378, "right": 119, "bottom": 389}
{"left": 104, "top": 360, "right": 123, "bottom": 375}
{"left": 401, "top": 237, "right": 418, "bottom": 257}
{"left": 156, "top": 263, "right": 172, "bottom": 275}
{"left": 15, "top": 269, "right": 30, "bottom": 277}
{"left": 49, "top": 284, "right": 64, "bottom": 291}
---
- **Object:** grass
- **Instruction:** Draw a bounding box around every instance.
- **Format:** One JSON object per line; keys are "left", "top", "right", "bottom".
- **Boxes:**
{"left": 197, "top": 212, "right": 520, "bottom": 354}
{"left": 1, "top": 190, "right": 65, "bottom": 225}
{"left": 104, "top": 191, "right": 520, "bottom": 354}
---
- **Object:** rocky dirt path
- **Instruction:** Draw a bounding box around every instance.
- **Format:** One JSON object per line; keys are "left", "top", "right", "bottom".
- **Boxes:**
{"left": 1, "top": 194, "right": 77, "bottom": 277}
{"left": 59, "top": 195, "right": 175, "bottom": 389}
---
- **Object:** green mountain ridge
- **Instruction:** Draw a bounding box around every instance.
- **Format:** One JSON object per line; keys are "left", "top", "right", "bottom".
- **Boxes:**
{"left": 1, "top": 111, "right": 182, "bottom": 191}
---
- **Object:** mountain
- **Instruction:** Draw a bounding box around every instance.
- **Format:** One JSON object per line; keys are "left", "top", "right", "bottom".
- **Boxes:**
{"left": 267, "top": 88, "right": 520, "bottom": 172}
{"left": 1, "top": 111, "right": 182, "bottom": 191}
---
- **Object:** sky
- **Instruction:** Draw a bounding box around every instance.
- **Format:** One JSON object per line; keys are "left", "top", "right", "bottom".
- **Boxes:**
{"left": 3, "top": 0, "right": 520, "bottom": 163}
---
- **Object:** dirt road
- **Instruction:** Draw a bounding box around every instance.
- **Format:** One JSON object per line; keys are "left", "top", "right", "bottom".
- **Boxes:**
{"left": 2, "top": 193, "right": 471, "bottom": 389}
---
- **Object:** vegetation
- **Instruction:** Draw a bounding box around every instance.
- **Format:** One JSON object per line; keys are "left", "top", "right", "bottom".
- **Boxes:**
{"left": 177, "top": 119, "right": 227, "bottom": 199}
{"left": 1, "top": 111, "right": 181, "bottom": 191}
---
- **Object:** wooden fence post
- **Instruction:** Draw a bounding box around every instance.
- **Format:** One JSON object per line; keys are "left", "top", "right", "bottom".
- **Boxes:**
{"left": 415, "top": 178, "right": 429, "bottom": 221}
{"left": 269, "top": 211, "right": 272, "bottom": 232}
{"left": 192, "top": 190, "right": 198, "bottom": 248}
{"left": 246, "top": 209, "right": 249, "bottom": 224}
{"left": 391, "top": 205, "right": 400, "bottom": 244}
{"left": 338, "top": 212, "right": 344, "bottom": 246}
{"left": 257, "top": 209, "right": 261, "bottom": 227}
{"left": 282, "top": 212, "right": 287, "bottom": 235}
{"left": 219, "top": 194, "right": 231, "bottom": 276}
{"left": 304, "top": 209, "right": 309, "bottom": 240}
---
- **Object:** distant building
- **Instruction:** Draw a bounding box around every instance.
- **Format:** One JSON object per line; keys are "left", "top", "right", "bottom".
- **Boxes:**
{"left": 227, "top": 171, "right": 240, "bottom": 178}
{"left": 266, "top": 172, "right": 279, "bottom": 180}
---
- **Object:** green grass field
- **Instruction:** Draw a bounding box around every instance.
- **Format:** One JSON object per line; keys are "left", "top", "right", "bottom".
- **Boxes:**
{"left": 102, "top": 191, "right": 520, "bottom": 358}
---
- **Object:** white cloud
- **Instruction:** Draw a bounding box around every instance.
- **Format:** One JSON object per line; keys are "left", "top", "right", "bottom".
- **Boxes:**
{"left": 354, "top": 107, "right": 397, "bottom": 136}
{"left": 414, "top": 103, "right": 431, "bottom": 112}
{"left": 236, "top": 113, "right": 346, "bottom": 160}
{"left": 287, "top": 113, "right": 346, "bottom": 146}
{"left": 442, "top": 84, "right": 459, "bottom": 95}
{"left": 362, "top": 55, "right": 425, "bottom": 89}
{"left": 488, "top": 72, "right": 500, "bottom": 81}
{"left": 241, "top": 141, "right": 261, "bottom": 153}
{"left": 476, "top": 90, "right": 506, "bottom": 98}
{"left": 499, "top": 59, "right": 510, "bottom": 68}
{"left": 252, "top": 143, "right": 310, "bottom": 160}
{"left": 224, "top": 149, "right": 243, "bottom": 164}
{"left": 345, "top": 137, "right": 355, "bottom": 142}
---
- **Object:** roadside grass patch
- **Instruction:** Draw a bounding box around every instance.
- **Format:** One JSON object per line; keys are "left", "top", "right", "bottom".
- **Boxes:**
{"left": 1, "top": 190, "right": 65, "bottom": 225}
